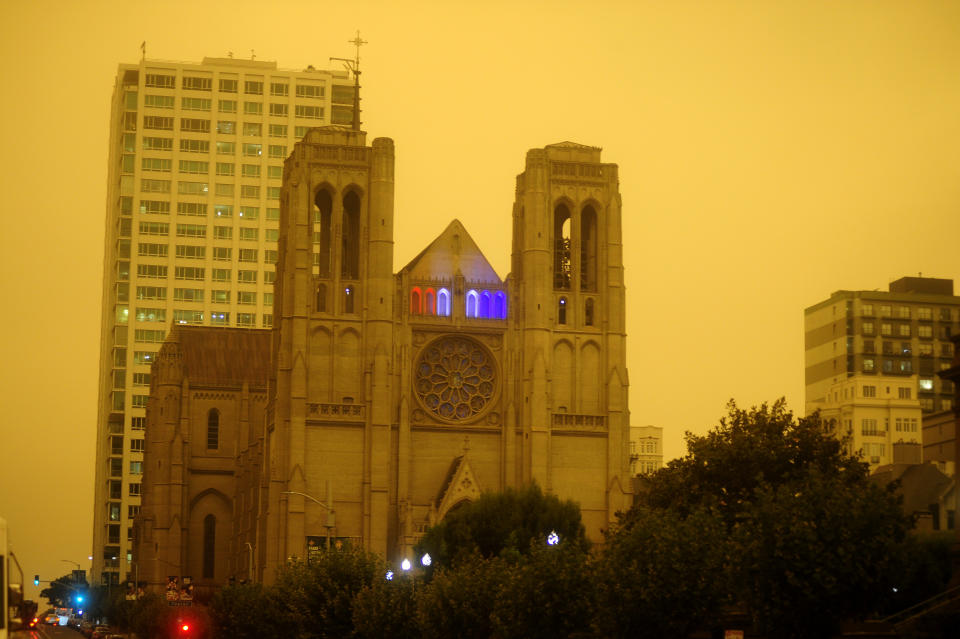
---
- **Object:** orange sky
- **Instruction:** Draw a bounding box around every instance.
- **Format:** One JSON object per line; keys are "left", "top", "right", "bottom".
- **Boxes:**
{"left": 1, "top": 0, "right": 958, "bottom": 601}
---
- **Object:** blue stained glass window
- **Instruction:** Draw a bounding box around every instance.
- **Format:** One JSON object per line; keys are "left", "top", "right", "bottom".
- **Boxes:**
{"left": 466, "top": 290, "right": 479, "bottom": 318}
{"left": 437, "top": 288, "right": 451, "bottom": 316}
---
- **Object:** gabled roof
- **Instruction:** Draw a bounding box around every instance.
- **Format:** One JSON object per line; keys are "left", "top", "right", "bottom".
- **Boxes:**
{"left": 166, "top": 326, "right": 272, "bottom": 388}
{"left": 400, "top": 219, "right": 501, "bottom": 284}
{"left": 871, "top": 463, "right": 954, "bottom": 515}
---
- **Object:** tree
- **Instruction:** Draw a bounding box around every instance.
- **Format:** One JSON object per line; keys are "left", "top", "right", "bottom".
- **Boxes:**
{"left": 621, "top": 399, "right": 912, "bottom": 638}
{"left": 39, "top": 572, "right": 85, "bottom": 608}
{"left": 110, "top": 592, "right": 178, "bottom": 639}
{"left": 415, "top": 482, "right": 588, "bottom": 569}
{"left": 416, "top": 553, "right": 511, "bottom": 639}
{"left": 209, "top": 583, "right": 282, "bottom": 639}
{"left": 490, "top": 542, "right": 596, "bottom": 639}
{"left": 594, "top": 504, "right": 731, "bottom": 638}
{"left": 351, "top": 573, "right": 420, "bottom": 639}
{"left": 272, "top": 544, "right": 384, "bottom": 639}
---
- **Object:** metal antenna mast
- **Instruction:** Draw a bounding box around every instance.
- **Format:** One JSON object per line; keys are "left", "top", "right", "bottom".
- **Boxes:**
{"left": 330, "top": 30, "right": 366, "bottom": 131}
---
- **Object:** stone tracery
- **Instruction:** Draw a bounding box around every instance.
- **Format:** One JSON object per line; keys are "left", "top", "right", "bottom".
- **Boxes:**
{"left": 414, "top": 336, "right": 496, "bottom": 422}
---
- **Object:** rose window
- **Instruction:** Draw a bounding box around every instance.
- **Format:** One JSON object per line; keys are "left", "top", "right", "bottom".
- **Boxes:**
{"left": 414, "top": 336, "right": 496, "bottom": 422}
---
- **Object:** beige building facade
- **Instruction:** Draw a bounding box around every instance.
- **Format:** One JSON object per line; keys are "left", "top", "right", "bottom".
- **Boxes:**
{"left": 135, "top": 328, "right": 270, "bottom": 590}
{"left": 133, "top": 131, "right": 634, "bottom": 587}
{"left": 93, "top": 56, "right": 357, "bottom": 585}
{"left": 629, "top": 425, "right": 663, "bottom": 475}
{"left": 813, "top": 374, "right": 922, "bottom": 470}
{"left": 804, "top": 277, "right": 959, "bottom": 419}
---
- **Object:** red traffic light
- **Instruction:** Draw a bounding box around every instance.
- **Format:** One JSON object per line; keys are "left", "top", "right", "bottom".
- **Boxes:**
{"left": 182, "top": 624, "right": 190, "bottom": 631}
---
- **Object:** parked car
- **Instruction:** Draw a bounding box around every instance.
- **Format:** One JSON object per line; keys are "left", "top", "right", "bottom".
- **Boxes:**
{"left": 91, "top": 625, "right": 113, "bottom": 638}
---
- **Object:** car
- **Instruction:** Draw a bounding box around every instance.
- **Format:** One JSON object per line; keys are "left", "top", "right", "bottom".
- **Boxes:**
{"left": 79, "top": 620, "right": 95, "bottom": 636}
{"left": 44, "top": 613, "right": 60, "bottom": 625}
{"left": 91, "top": 625, "right": 113, "bottom": 639}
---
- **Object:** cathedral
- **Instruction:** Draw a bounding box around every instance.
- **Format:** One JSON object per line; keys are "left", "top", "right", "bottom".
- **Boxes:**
{"left": 135, "top": 127, "right": 633, "bottom": 588}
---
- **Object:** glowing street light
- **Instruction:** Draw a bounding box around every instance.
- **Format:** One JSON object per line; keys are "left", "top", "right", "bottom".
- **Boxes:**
{"left": 401, "top": 558, "right": 411, "bottom": 571}
{"left": 385, "top": 570, "right": 394, "bottom": 581}
{"left": 420, "top": 553, "right": 432, "bottom": 567}
{"left": 547, "top": 530, "right": 559, "bottom": 546}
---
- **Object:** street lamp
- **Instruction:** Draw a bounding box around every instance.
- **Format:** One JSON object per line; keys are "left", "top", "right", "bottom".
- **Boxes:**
{"left": 244, "top": 542, "right": 255, "bottom": 583}
{"left": 281, "top": 488, "right": 336, "bottom": 550}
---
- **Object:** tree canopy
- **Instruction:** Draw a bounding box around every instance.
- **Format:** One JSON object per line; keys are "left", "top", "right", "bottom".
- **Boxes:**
{"left": 611, "top": 399, "right": 912, "bottom": 638}
{"left": 39, "top": 572, "right": 86, "bottom": 608}
{"left": 414, "top": 482, "right": 587, "bottom": 569}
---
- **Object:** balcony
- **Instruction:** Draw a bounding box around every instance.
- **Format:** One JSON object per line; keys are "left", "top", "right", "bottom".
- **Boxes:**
{"left": 306, "top": 402, "right": 365, "bottom": 423}
{"left": 551, "top": 413, "right": 607, "bottom": 431}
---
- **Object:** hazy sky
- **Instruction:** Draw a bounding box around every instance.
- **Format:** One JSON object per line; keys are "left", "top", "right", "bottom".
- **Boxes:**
{"left": 1, "top": 0, "right": 958, "bottom": 601}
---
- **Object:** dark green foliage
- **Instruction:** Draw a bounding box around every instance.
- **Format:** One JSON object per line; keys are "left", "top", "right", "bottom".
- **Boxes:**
{"left": 624, "top": 399, "right": 913, "bottom": 639}
{"left": 39, "top": 572, "right": 85, "bottom": 608}
{"left": 415, "top": 482, "right": 587, "bottom": 569}
{"left": 490, "top": 542, "right": 595, "bottom": 639}
{"left": 641, "top": 399, "right": 866, "bottom": 520}
{"left": 416, "top": 554, "right": 510, "bottom": 639}
{"left": 594, "top": 504, "right": 730, "bottom": 638}
{"left": 272, "top": 545, "right": 384, "bottom": 639}
{"left": 352, "top": 574, "right": 420, "bottom": 639}
{"left": 882, "top": 532, "right": 956, "bottom": 616}
{"left": 112, "top": 593, "right": 178, "bottom": 639}
{"left": 731, "top": 466, "right": 907, "bottom": 637}
{"left": 210, "top": 583, "right": 283, "bottom": 639}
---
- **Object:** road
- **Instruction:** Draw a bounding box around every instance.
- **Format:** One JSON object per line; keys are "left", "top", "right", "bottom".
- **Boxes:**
{"left": 12, "top": 624, "right": 86, "bottom": 639}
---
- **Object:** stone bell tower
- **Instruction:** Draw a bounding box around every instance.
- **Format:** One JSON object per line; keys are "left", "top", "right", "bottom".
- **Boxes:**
{"left": 509, "top": 142, "right": 632, "bottom": 538}
{"left": 262, "top": 127, "right": 395, "bottom": 581}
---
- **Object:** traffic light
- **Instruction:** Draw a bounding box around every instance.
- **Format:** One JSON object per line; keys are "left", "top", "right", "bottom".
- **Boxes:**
{"left": 33, "top": 575, "right": 39, "bottom": 586}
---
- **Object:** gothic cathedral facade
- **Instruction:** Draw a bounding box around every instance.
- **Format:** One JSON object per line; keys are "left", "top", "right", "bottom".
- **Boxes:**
{"left": 261, "top": 127, "right": 631, "bottom": 581}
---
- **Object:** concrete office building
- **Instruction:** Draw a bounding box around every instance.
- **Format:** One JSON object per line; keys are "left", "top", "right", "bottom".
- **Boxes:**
{"left": 804, "top": 277, "right": 960, "bottom": 419}
{"left": 92, "top": 56, "right": 358, "bottom": 585}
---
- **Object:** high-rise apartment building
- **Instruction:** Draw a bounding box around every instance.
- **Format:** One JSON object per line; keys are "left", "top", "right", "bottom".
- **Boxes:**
{"left": 804, "top": 277, "right": 960, "bottom": 418}
{"left": 92, "top": 56, "right": 357, "bottom": 585}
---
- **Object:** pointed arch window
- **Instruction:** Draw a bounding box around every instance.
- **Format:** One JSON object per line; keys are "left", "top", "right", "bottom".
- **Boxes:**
{"left": 207, "top": 409, "right": 219, "bottom": 450}
{"left": 479, "top": 290, "right": 491, "bottom": 318}
{"left": 344, "top": 285, "right": 356, "bottom": 314}
{"left": 585, "top": 298, "right": 595, "bottom": 326}
{"left": 558, "top": 297, "right": 567, "bottom": 325}
{"left": 465, "top": 290, "right": 479, "bottom": 318}
{"left": 580, "top": 205, "right": 597, "bottom": 291}
{"left": 341, "top": 191, "right": 361, "bottom": 279}
{"left": 437, "top": 288, "right": 451, "bottom": 317}
{"left": 410, "top": 287, "right": 422, "bottom": 315}
{"left": 494, "top": 291, "right": 506, "bottom": 319}
{"left": 554, "top": 203, "right": 571, "bottom": 290}
{"left": 313, "top": 189, "right": 333, "bottom": 277}
{"left": 202, "top": 514, "right": 216, "bottom": 579}
{"left": 425, "top": 288, "right": 436, "bottom": 316}
{"left": 316, "top": 283, "right": 327, "bottom": 313}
